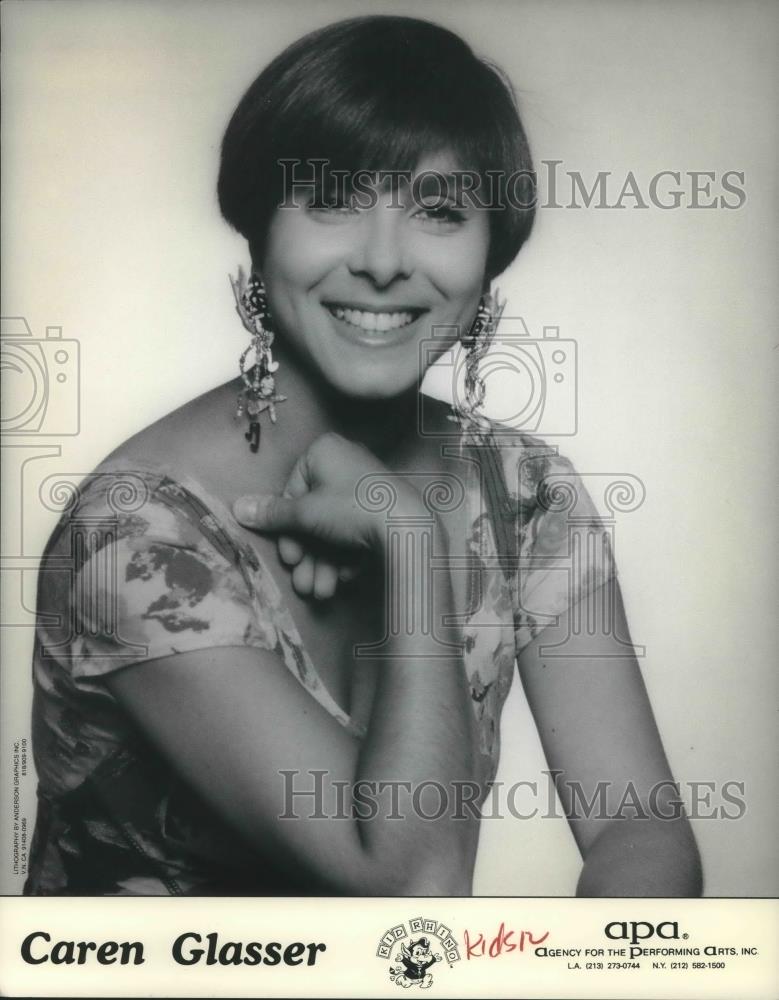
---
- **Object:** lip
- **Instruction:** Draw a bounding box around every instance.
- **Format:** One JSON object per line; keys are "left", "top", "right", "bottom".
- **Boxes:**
{"left": 322, "top": 301, "right": 428, "bottom": 348}
{"left": 323, "top": 300, "right": 426, "bottom": 314}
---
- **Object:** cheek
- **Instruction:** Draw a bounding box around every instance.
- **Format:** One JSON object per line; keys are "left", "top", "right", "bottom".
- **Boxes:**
{"left": 420, "top": 225, "right": 490, "bottom": 300}
{"left": 444, "top": 253, "right": 488, "bottom": 297}
{"left": 263, "top": 210, "right": 343, "bottom": 291}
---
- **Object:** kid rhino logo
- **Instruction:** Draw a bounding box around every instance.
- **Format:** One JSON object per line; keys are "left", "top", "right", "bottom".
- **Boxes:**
{"left": 392, "top": 936, "right": 440, "bottom": 988}
{"left": 376, "top": 917, "right": 461, "bottom": 989}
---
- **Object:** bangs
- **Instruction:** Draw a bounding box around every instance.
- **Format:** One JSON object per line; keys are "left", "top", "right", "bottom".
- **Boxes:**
{"left": 219, "top": 16, "right": 535, "bottom": 276}
{"left": 279, "top": 108, "right": 478, "bottom": 186}
{"left": 262, "top": 21, "right": 504, "bottom": 191}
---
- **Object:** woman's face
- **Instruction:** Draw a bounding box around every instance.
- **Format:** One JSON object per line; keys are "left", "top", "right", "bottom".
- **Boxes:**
{"left": 258, "top": 151, "right": 490, "bottom": 399}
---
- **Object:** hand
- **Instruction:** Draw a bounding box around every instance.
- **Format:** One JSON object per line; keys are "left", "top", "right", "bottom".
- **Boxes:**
{"left": 233, "top": 432, "right": 424, "bottom": 597}
{"left": 274, "top": 435, "right": 367, "bottom": 599}
{"left": 276, "top": 530, "right": 362, "bottom": 601}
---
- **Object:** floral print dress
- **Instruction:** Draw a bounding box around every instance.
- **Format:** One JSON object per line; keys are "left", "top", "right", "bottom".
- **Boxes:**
{"left": 24, "top": 421, "right": 616, "bottom": 895}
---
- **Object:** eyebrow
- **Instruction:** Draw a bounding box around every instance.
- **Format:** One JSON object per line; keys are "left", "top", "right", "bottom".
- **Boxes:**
{"left": 412, "top": 172, "right": 461, "bottom": 200}
{"left": 308, "top": 168, "right": 478, "bottom": 209}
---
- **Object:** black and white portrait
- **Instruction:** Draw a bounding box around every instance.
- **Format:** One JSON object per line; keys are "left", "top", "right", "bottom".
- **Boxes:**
{"left": 2, "top": 0, "right": 775, "bottom": 906}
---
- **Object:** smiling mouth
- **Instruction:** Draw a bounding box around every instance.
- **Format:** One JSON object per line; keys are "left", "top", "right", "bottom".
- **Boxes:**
{"left": 325, "top": 303, "right": 424, "bottom": 332}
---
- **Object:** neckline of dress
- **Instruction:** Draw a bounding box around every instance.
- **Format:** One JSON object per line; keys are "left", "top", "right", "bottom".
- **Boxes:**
{"left": 89, "top": 419, "right": 516, "bottom": 740}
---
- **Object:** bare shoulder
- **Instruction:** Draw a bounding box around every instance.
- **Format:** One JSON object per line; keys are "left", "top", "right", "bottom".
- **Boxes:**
{"left": 99, "top": 377, "right": 292, "bottom": 518}
{"left": 102, "top": 379, "right": 239, "bottom": 472}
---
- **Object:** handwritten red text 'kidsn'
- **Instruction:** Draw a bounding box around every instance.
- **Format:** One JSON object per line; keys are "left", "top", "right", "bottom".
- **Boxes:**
{"left": 463, "top": 923, "right": 550, "bottom": 959}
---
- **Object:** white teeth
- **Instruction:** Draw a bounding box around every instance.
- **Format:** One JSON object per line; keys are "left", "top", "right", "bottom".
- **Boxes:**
{"left": 328, "top": 306, "right": 417, "bottom": 332}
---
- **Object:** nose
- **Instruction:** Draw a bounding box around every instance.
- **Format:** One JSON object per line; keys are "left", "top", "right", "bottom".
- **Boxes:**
{"left": 347, "top": 209, "right": 411, "bottom": 288}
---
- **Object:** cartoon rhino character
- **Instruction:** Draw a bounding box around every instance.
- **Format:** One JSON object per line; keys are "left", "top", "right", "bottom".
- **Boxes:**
{"left": 390, "top": 936, "right": 442, "bottom": 988}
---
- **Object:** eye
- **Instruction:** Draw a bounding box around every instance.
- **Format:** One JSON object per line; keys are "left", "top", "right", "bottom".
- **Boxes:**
{"left": 307, "top": 189, "right": 360, "bottom": 215}
{"left": 320, "top": 201, "right": 358, "bottom": 214}
{"left": 413, "top": 202, "right": 467, "bottom": 226}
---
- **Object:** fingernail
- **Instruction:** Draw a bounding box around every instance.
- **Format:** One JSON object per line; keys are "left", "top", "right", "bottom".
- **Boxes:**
{"left": 234, "top": 496, "right": 272, "bottom": 523}
{"left": 232, "top": 497, "right": 255, "bottom": 522}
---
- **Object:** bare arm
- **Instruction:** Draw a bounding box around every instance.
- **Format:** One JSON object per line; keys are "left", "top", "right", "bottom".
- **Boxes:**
{"left": 517, "top": 578, "right": 702, "bottom": 896}
{"left": 104, "top": 434, "right": 481, "bottom": 895}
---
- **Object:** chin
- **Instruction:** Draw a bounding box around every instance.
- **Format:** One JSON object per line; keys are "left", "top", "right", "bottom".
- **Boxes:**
{"left": 338, "top": 380, "right": 415, "bottom": 402}
{"left": 324, "top": 363, "right": 419, "bottom": 402}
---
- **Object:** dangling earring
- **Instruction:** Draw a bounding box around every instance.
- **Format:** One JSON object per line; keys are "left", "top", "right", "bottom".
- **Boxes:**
{"left": 229, "top": 266, "right": 287, "bottom": 454}
{"left": 449, "top": 288, "right": 505, "bottom": 440}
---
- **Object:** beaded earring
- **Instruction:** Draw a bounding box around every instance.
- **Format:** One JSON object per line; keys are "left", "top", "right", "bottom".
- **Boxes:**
{"left": 449, "top": 289, "right": 505, "bottom": 440}
{"left": 229, "top": 267, "right": 287, "bottom": 453}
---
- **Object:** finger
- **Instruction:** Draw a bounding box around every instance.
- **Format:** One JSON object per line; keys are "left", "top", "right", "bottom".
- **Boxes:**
{"left": 313, "top": 559, "right": 339, "bottom": 601}
{"left": 233, "top": 494, "right": 306, "bottom": 534}
{"left": 291, "top": 552, "right": 315, "bottom": 595}
{"left": 282, "top": 459, "right": 310, "bottom": 500}
{"left": 282, "top": 446, "right": 325, "bottom": 507}
{"left": 277, "top": 474, "right": 308, "bottom": 563}
{"left": 278, "top": 534, "right": 304, "bottom": 566}
{"left": 278, "top": 469, "right": 310, "bottom": 564}
{"left": 234, "top": 491, "right": 372, "bottom": 550}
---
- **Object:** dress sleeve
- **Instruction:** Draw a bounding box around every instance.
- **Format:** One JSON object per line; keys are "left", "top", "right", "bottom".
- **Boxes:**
{"left": 492, "top": 432, "right": 619, "bottom": 654}
{"left": 35, "top": 464, "right": 279, "bottom": 689}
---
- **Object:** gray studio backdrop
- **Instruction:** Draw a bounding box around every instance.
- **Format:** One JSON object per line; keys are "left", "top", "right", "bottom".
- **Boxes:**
{"left": 2, "top": 0, "right": 777, "bottom": 896}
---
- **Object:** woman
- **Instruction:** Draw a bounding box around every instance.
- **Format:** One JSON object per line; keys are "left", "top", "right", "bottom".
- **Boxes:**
{"left": 24, "top": 15, "right": 701, "bottom": 896}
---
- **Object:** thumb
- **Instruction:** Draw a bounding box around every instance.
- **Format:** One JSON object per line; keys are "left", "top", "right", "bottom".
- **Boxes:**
{"left": 233, "top": 494, "right": 303, "bottom": 533}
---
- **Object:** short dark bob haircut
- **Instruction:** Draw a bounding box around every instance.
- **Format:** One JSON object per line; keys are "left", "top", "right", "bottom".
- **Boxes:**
{"left": 218, "top": 15, "right": 535, "bottom": 280}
